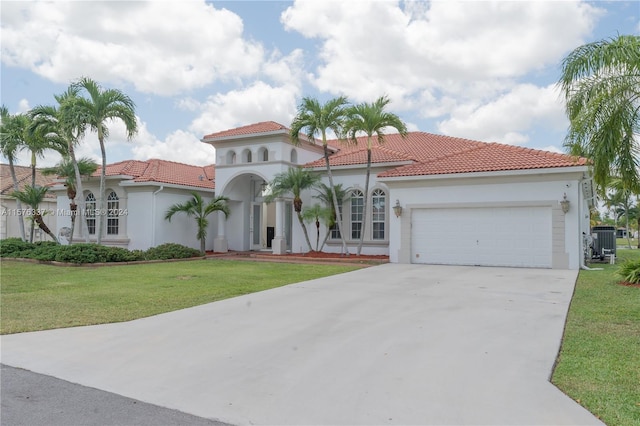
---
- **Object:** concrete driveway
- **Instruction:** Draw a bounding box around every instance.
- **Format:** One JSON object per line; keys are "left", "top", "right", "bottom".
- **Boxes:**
{"left": 1, "top": 264, "right": 601, "bottom": 425}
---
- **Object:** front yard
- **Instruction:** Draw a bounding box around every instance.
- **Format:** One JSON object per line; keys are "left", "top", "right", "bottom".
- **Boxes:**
{"left": 1, "top": 252, "right": 638, "bottom": 424}
{"left": 552, "top": 248, "right": 640, "bottom": 426}
{"left": 0, "top": 259, "right": 359, "bottom": 334}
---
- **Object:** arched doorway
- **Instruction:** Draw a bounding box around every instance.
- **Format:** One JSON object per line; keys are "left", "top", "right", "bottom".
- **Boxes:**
{"left": 220, "top": 172, "right": 292, "bottom": 252}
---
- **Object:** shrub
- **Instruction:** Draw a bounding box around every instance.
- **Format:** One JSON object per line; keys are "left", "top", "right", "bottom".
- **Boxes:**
{"left": 101, "top": 246, "right": 144, "bottom": 263}
{"left": 21, "top": 243, "right": 60, "bottom": 261}
{"left": 0, "top": 238, "right": 35, "bottom": 257}
{"left": 54, "top": 244, "right": 99, "bottom": 264}
{"left": 617, "top": 258, "right": 640, "bottom": 284}
{"left": 145, "top": 243, "right": 201, "bottom": 260}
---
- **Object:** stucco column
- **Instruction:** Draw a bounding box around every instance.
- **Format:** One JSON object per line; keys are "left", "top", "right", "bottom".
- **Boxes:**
{"left": 213, "top": 210, "right": 228, "bottom": 253}
{"left": 272, "top": 198, "right": 286, "bottom": 254}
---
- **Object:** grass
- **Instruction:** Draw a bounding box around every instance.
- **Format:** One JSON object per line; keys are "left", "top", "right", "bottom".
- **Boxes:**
{"left": 616, "top": 237, "right": 638, "bottom": 248}
{"left": 552, "top": 248, "right": 640, "bottom": 426}
{"left": 0, "top": 259, "right": 360, "bottom": 334}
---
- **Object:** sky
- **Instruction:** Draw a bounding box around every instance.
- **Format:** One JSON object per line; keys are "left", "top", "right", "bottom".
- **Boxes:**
{"left": 1, "top": 0, "right": 639, "bottom": 169}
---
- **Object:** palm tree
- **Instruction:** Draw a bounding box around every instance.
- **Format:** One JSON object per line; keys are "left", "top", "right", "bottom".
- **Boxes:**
{"left": 165, "top": 192, "right": 230, "bottom": 254}
{"left": 42, "top": 157, "right": 98, "bottom": 244}
{"left": 0, "top": 106, "right": 27, "bottom": 241}
{"left": 559, "top": 34, "right": 640, "bottom": 193}
{"left": 69, "top": 77, "right": 138, "bottom": 244}
{"left": 266, "top": 167, "right": 321, "bottom": 252}
{"left": 343, "top": 95, "right": 407, "bottom": 255}
{"left": 290, "top": 96, "right": 351, "bottom": 254}
{"left": 11, "top": 185, "right": 58, "bottom": 243}
{"left": 313, "top": 183, "right": 350, "bottom": 252}
{"left": 301, "top": 203, "right": 332, "bottom": 251}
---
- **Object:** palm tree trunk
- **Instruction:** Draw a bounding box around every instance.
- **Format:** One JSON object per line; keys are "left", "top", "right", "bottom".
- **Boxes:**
{"left": 34, "top": 213, "right": 58, "bottom": 243}
{"left": 357, "top": 148, "right": 372, "bottom": 256}
{"left": 323, "top": 144, "right": 349, "bottom": 255}
{"left": 68, "top": 142, "right": 89, "bottom": 243}
{"left": 315, "top": 219, "right": 320, "bottom": 251}
{"left": 97, "top": 133, "right": 106, "bottom": 245}
{"left": 319, "top": 228, "right": 331, "bottom": 252}
{"left": 297, "top": 211, "right": 314, "bottom": 252}
{"left": 200, "top": 237, "right": 206, "bottom": 255}
{"left": 8, "top": 158, "right": 26, "bottom": 241}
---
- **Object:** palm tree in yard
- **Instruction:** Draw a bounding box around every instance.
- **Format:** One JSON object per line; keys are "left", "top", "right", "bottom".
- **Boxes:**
{"left": 266, "top": 167, "right": 321, "bottom": 252}
{"left": 165, "top": 192, "right": 230, "bottom": 254}
{"left": 0, "top": 106, "right": 27, "bottom": 241}
{"left": 313, "top": 182, "right": 350, "bottom": 252}
{"left": 42, "top": 157, "right": 98, "bottom": 244}
{"left": 11, "top": 185, "right": 58, "bottom": 243}
{"left": 343, "top": 95, "right": 407, "bottom": 255}
{"left": 69, "top": 77, "right": 138, "bottom": 244}
{"left": 559, "top": 34, "right": 640, "bottom": 193}
{"left": 302, "top": 203, "right": 332, "bottom": 252}
{"left": 290, "top": 96, "right": 351, "bottom": 254}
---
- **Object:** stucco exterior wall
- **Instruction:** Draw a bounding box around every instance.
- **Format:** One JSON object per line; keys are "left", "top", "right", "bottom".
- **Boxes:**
{"left": 383, "top": 169, "right": 589, "bottom": 269}
{"left": 1, "top": 196, "right": 57, "bottom": 242}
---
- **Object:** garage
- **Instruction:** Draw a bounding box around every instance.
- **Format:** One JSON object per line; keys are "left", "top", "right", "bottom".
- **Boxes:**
{"left": 411, "top": 206, "right": 552, "bottom": 268}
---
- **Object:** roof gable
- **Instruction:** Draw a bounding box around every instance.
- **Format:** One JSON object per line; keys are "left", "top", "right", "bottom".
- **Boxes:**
{"left": 95, "top": 159, "right": 216, "bottom": 189}
{"left": 203, "top": 121, "right": 288, "bottom": 140}
{"left": 0, "top": 164, "right": 58, "bottom": 199}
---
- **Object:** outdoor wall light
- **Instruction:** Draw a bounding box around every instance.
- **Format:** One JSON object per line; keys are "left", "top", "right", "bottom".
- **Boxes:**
{"left": 560, "top": 193, "right": 570, "bottom": 214}
{"left": 393, "top": 199, "right": 403, "bottom": 218}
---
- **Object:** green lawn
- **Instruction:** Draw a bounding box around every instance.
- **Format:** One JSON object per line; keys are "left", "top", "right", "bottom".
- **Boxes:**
{"left": 552, "top": 249, "right": 640, "bottom": 426}
{"left": 0, "top": 259, "right": 359, "bottom": 334}
{"left": 3, "top": 252, "right": 639, "bottom": 424}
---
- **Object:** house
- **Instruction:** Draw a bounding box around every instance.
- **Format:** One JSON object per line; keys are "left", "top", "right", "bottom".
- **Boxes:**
{"left": 202, "top": 121, "right": 593, "bottom": 270}
{"left": 48, "top": 159, "right": 216, "bottom": 250}
{"left": 27, "top": 120, "right": 592, "bottom": 270}
{"left": 1, "top": 164, "right": 58, "bottom": 241}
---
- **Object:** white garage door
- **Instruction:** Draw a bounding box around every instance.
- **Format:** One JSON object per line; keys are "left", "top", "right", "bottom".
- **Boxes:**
{"left": 411, "top": 206, "right": 552, "bottom": 268}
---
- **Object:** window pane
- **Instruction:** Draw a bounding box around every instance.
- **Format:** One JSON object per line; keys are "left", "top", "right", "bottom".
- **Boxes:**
{"left": 85, "top": 193, "right": 96, "bottom": 235}
{"left": 107, "top": 191, "right": 119, "bottom": 235}
{"left": 351, "top": 190, "right": 363, "bottom": 240}
{"left": 371, "top": 189, "right": 386, "bottom": 240}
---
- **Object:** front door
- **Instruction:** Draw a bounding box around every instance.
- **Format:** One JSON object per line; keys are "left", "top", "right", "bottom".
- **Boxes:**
{"left": 250, "top": 202, "right": 262, "bottom": 250}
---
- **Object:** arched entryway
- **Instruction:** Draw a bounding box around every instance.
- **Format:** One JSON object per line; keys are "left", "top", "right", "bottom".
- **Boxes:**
{"left": 214, "top": 172, "right": 292, "bottom": 253}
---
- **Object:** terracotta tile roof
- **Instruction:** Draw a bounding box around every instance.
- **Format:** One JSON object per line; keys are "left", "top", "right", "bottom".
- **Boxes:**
{"left": 201, "top": 121, "right": 588, "bottom": 177}
{"left": 317, "top": 132, "right": 587, "bottom": 177}
{"left": 0, "top": 164, "right": 57, "bottom": 199}
{"left": 378, "top": 142, "right": 589, "bottom": 178}
{"left": 95, "top": 159, "right": 215, "bottom": 189}
{"left": 203, "top": 121, "right": 288, "bottom": 140}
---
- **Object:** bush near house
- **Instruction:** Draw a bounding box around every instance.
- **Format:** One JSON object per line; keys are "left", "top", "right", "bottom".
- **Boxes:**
{"left": 617, "top": 258, "right": 640, "bottom": 284}
{"left": 0, "top": 239, "right": 202, "bottom": 263}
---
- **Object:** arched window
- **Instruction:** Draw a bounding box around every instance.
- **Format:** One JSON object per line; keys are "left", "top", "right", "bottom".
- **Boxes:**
{"left": 290, "top": 149, "right": 298, "bottom": 164}
{"left": 350, "top": 190, "right": 364, "bottom": 240}
{"left": 85, "top": 192, "right": 96, "bottom": 235}
{"left": 107, "top": 191, "right": 119, "bottom": 235}
{"left": 371, "top": 189, "right": 386, "bottom": 240}
{"left": 242, "top": 149, "right": 252, "bottom": 163}
{"left": 258, "top": 147, "right": 269, "bottom": 162}
{"left": 226, "top": 150, "right": 236, "bottom": 165}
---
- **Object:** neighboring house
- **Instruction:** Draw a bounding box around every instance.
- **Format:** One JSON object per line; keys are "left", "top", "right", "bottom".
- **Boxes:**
{"left": 202, "top": 121, "right": 594, "bottom": 270}
{"left": 49, "top": 159, "right": 216, "bottom": 251}
{"left": 0, "top": 164, "right": 58, "bottom": 241}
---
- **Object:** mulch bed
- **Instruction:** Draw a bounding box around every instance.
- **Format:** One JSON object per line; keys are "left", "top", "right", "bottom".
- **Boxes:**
{"left": 619, "top": 281, "right": 640, "bottom": 288}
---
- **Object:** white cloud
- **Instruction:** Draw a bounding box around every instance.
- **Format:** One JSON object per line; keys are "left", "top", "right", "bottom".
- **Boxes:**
{"left": 281, "top": 0, "right": 601, "bottom": 147}
{"left": 436, "top": 84, "right": 566, "bottom": 145}
{"left": 1, "top": 1, "right": 264, "bottom": 95}
{"left": 189, "top": 80, "right": 301, "bottom": 137}
{"left": 131, "top": 129, "right": 215, "bottom": 166}
{"left": 282, "top": 0, "right": 600, "bottom": 104}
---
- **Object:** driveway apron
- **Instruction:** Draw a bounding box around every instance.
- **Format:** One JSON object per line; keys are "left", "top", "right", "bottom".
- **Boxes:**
{"left": 1, "top": 264, "right": 602, "bottom": 425}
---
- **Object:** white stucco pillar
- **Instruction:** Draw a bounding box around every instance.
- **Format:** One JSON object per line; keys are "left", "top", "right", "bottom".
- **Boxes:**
{"left": 213, "top": 210, "right": 228, "bottom": 253}
{"left": 272, "top": 198, "right": 286, "bottom": 254}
